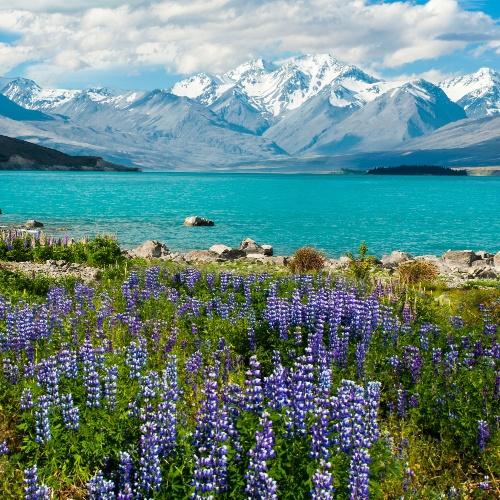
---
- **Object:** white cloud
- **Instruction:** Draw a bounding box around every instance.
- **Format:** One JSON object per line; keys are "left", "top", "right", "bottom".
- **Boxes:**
{"left": 0, "top": 0, "right": 498, "bottom": 85}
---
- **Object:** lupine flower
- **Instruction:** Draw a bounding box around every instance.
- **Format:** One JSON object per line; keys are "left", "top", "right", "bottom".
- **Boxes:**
{"left": 125, "top": 339, "right": 147, "bottom": 379}
{"left": 245, "top": 355, "right": 263, "bottom": 413}
{"left": 60, "top": 393, "right": 79, "bottom": 431}
{"left": 311, "top": 459, "right": 334, "bottom": 499}
{"left": 245, "top": 411, "right": 278, "bottom": 499}
{"left": 21, "top": 388, "right": 34, "bottom": 410}
{"left": 35, "top": 395, "right": 51, "bottom": 444}
{"left": 24, "top": 466, "right": 51, "bottom": 500}
{"left": 103, "top": 365, "right": 118, "bottom": 410}
{"left": 0, "top": 440, "right": 8, "bottom": 455}
{"left": 348, "top": 448, "right": 370, "bottom": 499}
{"left": 477, "top": 420, "right": 490, "bottom": 451}
{"left": 88, "top": 470, "right": 116, "bottom": 499}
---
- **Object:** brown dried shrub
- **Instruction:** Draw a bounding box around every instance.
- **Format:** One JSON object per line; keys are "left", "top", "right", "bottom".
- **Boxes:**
{"left": 288, "top": 246, "right": 325, "bottom": 273}
{"left": 396, "top": 259, "right": 439, "bottom": 285}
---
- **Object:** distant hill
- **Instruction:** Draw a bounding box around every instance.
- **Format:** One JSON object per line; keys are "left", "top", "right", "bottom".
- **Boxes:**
{"left": 0, "top": 135, "right": 139, "bottom": 171}
{"left": 367, "top": 165, "right": 466, "bottom": 176}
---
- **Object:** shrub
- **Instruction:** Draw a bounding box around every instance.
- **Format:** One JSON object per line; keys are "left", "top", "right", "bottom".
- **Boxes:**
{"left": 288, "top": 246, "right": 325, "bottom": 273}
{"left": 346, "top": 241, "right": 379, "bottom": 280}
{"left": 396, "top": 259, "right": 439, "bottom": 285}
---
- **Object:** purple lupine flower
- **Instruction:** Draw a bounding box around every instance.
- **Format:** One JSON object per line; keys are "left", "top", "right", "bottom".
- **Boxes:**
{"left": 245, "top": 411, "right": 278, "bottom": 499}
{"left": 287, "top": 348, "right": 315, "bottom": 436}
{"left": 118, "top": 451, "right": 133, "bottom": 494}
{"left": 157, "top": 356, "right": 178, "bottom": 456}
{"left": 365, "top": 382, "right": 381, "bottom": 445}
{"left": 477, "top": 420, "right": 490, "bottom": 451}
{"left": 36, "top": 356, "right": 60, "bottom": 405}
{"left": 311, "top": 459, "right": 334, "bottom": 500}
{"left": 103, "top": 365, "right": 118, "bottom": 410}
{"left": 21, "top": 388, "right": 34, "bottom": 410}
{"left": 311, "top": 401, "right": 331, "bottom": 460}
{"left": 24, "top": 465, "right": 51, "bottom": 500}
{"left": 348, "top": 448, "right": 370, "bottom": 499}
{"left": 35, "top": 395, "right": 51, "bottom": 444}
{"left": 136, "top": 409, "right": 162, "bottom": 496}
{"left": 125, "top": 339, "right": 147, "bottom": 379}
{"left": 264, "top": 352, "right": 289, "bottom": 411}
{"left": 57, "top": 346, "right": 78, "bottom": 379}
{"left": 88, "top": 470, "right": 116, "bottom": 499}
{"left": 397, "top": 389, "right": 407, "bottom": 419}
{"left": 0, "top": 440, "right": 8, "bottom": 455}
{"left": 192, "top": 370, "right": 229, "bottom": 498}
{"left": 60, "top": 393, "right": 79, "bottom": 431}
{"left": 245, "top": 355, "right": 263, "bottom": 413}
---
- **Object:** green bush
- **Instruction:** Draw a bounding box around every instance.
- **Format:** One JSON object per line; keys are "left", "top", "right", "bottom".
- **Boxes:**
{"left": 346, "top": 241, "right": 379, "bottom": 280}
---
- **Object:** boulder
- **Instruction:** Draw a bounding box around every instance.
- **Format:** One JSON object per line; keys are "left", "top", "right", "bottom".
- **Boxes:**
{"left": 128, "top": 240, "right": 169, "bottom": 259}
{"left": 467, "top": 264, "right": 497, "bottom": 279}
{"left": 494, "top": 251, "right": 500, "bottom": 270}
{"left": 184, "top": 250, "right": 217, "bottom": 264}
{"left": 381, "top": 251, "right": 413, "bottom": 268}
{"left": 184, "top": 216, "right": 214, "bottom": 227}
{"left": 25, "top": 219, "right": 44, "bottom": 229}
{"left": 476, "top": 251, "right": 494, "bottom": 260}
{"left": 239, "top": 238, "right": 274, "bottom": 256}
{"left": 442, "top": 250, "right": 479, "bottom": 269}
{"left": 261, "top": 244, "right": 273, "bottom": 257}
{"left": 209, "top": 244, "right": 245, "bottom": 260}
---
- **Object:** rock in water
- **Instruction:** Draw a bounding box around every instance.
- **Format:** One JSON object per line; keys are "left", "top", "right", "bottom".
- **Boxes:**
{"left": 494, "top": 251, "right": 500, "bottom": 270}
{"left": 184, "top": 216, "right": 214, "bottom": 227}
{"left": 128, "top": 240, "right": 169, "bottom": 259}
{"left": 25, "top": 220, "right": 44, "bottom": 228}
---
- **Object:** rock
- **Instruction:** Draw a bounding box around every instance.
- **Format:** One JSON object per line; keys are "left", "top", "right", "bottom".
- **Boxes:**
{"left": 239, "top": 238, "right": 260, "bottom": 253}
{"left": 261, "top": 244, "right": 273, "bottom": 257}
{"left": 184, "top": 216, "right": 214, "bottom": 227}
{"left": 128, "top": 240, "right": 169, "bottom": 259}
{"left": 381, "top": 251, "right": 413, "bottom": 268}
{"left": 476, "top": 251, "right": 494, "bottom": 260}
{"left": 25, "top": 219, "right": 44, "bottom": 229}
{"left": 494, "top": 251, "right": 500, "bottom": 270}
{"left": 209, "top": 244, "right": 245, "bottom": 260}
{"left": 467, "top": 264, "right": 497, "bottom": 279}
{"left": 442, "top": 250, "right": 480, "bottom": 269}
{"left": 246, "top": 253, "right": 267, "bottom": 263}
{"left": 184, "top": 250, "right": 217, "bottom": 264}
{"left": 239, "top": 238, "right": 274, "bottom": 256}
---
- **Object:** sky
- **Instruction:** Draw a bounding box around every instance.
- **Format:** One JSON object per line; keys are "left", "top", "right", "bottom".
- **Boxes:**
{"left": 0, "top": 0, "right": 498, "bottom": 90}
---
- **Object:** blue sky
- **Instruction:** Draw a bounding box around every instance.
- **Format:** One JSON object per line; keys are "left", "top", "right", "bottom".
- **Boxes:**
{"left": 0, "top": 0, "right": 498, "bottom": 89}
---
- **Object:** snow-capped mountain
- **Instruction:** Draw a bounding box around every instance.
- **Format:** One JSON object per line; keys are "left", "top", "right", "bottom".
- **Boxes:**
{"left": 439, "top": 68, "right": 500, "bottom": 118}
{"left": 171, "top": 54, "right": 381, "bottom": 119}
{"left": 0, "top": 54, "right": 497, "bottom": 170}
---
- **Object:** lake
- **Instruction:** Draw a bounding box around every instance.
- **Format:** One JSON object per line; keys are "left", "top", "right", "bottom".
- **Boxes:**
{"left": 1, "top": 171, "right": 498, "bottom": 256}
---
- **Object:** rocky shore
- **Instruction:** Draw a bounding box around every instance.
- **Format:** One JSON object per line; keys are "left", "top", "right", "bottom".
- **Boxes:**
{"left": 0, "top": 260, "right": 100, "bottom": 283}
{"left": 126, "top": 239, "right": 500, "bottom": 287}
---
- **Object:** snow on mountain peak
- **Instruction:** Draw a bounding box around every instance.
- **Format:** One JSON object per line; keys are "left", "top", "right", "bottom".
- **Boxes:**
{"left": 439, "top": 67, "right": 499, "bottom": 101}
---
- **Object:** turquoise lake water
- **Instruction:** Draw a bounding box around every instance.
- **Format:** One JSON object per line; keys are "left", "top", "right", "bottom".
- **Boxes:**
{"left": 0, "top": 171, "right": 499, "bottom": 256}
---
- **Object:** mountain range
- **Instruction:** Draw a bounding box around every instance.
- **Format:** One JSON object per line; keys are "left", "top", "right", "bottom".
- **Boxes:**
{"left": 0, "top": 54, "right": 499, "bottom": 171}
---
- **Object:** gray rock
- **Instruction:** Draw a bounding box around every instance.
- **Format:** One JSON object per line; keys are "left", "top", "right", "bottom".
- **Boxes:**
{"left": 239, "top": 238, "right": 261, "bottom": 254}
{"left": 128, "top": 240, "right": 169, "bottom": 259}
{"left": 261, "top": 244, "right": 273, "bottom": 256}
{"left": 209, "top": 244, "right": 245, "bottom": 260}
{"left": 494, "top": 251, "right": 500, "bottom": 270}
{"left": 25, "top": 219, "right": 44, "bottom": 229}
{"left": 381, "top": 250, "right": 413, "bottom": 268}
{"left": 184, "top": 216, "right": 214, "bottom": 227}
{"left": 443, "top": 250, "right": 479, "bottom": 268}
{"left": 467, "top": 264, "right": 497, "bottom": 279}
{"left": 184, "top": 250, "right": 217, "bottom": 264}
{"left": 476, "top": 250, "right": 494, "bottom": 260}
{"left": 239, "top": 238, "right": 274, "bottom": 256}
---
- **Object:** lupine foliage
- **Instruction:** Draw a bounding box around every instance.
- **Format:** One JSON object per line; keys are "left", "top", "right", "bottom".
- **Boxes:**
{"left": 0, "top": 262, "right": 498, "bottom": 498}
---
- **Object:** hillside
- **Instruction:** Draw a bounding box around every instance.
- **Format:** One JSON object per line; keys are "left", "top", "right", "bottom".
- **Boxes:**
{"left": 0, "top": 135, "right": 139, "bottom": 171}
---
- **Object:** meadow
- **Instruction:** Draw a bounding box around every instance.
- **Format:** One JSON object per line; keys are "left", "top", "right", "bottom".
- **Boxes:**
{"left": 0, "top": 234, "right": 498, "bottom": 499}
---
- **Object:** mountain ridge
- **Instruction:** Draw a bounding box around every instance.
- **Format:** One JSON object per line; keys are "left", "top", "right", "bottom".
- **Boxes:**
{"left": 0, "top": 55, "right": 498, "bottom": 171}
